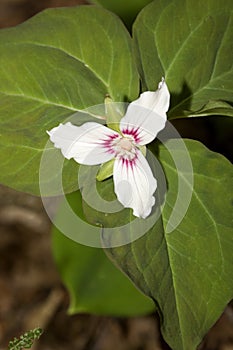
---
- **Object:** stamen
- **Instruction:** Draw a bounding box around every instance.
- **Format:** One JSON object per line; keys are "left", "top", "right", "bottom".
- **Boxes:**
{"left": 121, "top": 127, "right": 141, "bottom": 143}
{"left": 118, "top": 138, "right": 133, "bottom": 151}
{"left": 102, "top": 135, "right": 137, "bottom": 161}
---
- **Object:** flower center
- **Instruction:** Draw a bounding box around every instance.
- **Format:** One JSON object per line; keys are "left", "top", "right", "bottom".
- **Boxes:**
{"left": 111, "top": 136, "right": 137, "bottom": 161}
{"left": 118, "top": 138, "right": 133, "bottom": 151}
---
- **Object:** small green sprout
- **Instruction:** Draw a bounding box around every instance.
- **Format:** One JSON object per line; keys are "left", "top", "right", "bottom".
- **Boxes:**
{"left": 8, "top": 327, "right": 43, "bottom": 350}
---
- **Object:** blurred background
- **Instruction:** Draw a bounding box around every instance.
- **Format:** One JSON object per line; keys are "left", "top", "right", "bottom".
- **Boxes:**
{"left": 0, "top": 1, "right": 232, "bottom": 349}
{"left": 0, "top": 0, "right": 88, "bottom": 28}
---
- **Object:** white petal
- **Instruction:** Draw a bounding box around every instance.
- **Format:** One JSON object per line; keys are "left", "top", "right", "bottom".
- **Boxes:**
{"left": 48, "top": 122, "right": 119, "bottom": 165}
{"left": 120, "top": 79, "right": 170, "bottom": 145}
{"left": 134, "top": 78, "right": 170, "bottom": 115}
{"left": 113, "top": 151, "right": 157, "bottom": 218}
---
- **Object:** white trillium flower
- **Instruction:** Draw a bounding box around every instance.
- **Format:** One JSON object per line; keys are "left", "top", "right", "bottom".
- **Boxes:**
{"left": 48, "top": 79, "right": 170, "bottom": 219}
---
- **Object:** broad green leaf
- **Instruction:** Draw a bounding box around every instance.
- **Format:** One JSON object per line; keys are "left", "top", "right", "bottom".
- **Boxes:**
{"left": 0, "top": 6, "right": 139, "bottom": 194}
{"left": 104, "top": 139, "right": 233, "bottom": 350}
{"left": 89, "top": 0, "right": 152, "bottom": 28}
{"left": 52, "top": 191, "right": 154, "bottom": 316}
{"left": 82, "top": 173, "right": 132, "bottom": 229}
{"left": 186, "top": 100, "right": 233, "bottom": 118}
{"left": 133, "top": 0, "right": 233, "bottom": 118}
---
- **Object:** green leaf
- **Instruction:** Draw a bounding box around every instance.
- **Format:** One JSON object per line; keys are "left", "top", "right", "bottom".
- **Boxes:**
{"left": 185, "top": 100, "right": 233, "bottom": 118}
{"left": 104, "top": 139, "right": 233, "bottom": 349}
{"left": 0, "top": 6, "right": 139, "bottom": 194}
{"left": 52, "top": 191, "right": 155, "bottom": 316}
{"left": 82, "top": 175, "right": 132, "bottom": 229}
{"left": 133, "top": 0, "right": 233, "bottom": 118}
{"left": 89, "top": 0, "right": 153, "bottom": 28}
{"left": 96, "top": 159, "right": 114, "bottom": 181}
{"left": 105, "top": 96, "right": 124, "bottom": 132}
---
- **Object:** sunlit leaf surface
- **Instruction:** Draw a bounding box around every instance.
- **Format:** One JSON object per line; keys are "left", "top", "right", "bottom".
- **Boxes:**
{"left": 104, "top": 140, "right": 233, "bottom": 350}
{"left": 133, "top": 0, "right": 233, "bottom": 118}
{"left": 0, "top": 6, "right": 138, "bottom": 194}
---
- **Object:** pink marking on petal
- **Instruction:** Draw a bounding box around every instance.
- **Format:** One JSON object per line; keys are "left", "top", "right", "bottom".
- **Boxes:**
{"left": 99, "top": 133, "right": 120, "bottom": 155}
{"left": 120, "top": 153, "right": 138, "bottom": 171}
{"left": 122, "top": 127, "right": 141, "bottom": 143}
{"left": 108, "top": 133, "right": 119, "bottom": 140}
